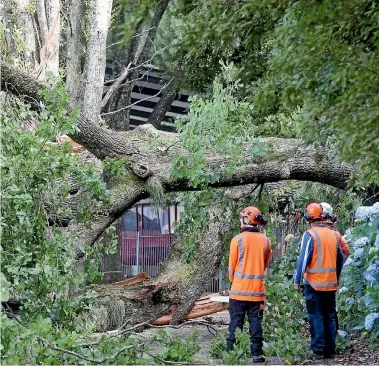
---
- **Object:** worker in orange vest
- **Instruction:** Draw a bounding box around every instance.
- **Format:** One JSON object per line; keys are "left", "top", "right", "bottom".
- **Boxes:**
{"left": 227, "top": 206, "right": 272, "bottom": 364}
{"left": 320, "top": 202, "right": 350, "bottom": 262}
{"left": 294, "top": 203, "right": 344, "bottom": 360}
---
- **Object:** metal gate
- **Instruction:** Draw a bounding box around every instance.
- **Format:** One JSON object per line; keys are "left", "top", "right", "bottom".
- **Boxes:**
{"left": 121, "top": 230, "right": 172, "bottom": 278}
{"left": 121, "top": 230, "right": 228, "bottom": 292}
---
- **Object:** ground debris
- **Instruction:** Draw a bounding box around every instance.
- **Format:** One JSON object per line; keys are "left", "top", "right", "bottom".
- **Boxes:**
{"left": 303, "top": 332, "right": 379, "bottom": 365}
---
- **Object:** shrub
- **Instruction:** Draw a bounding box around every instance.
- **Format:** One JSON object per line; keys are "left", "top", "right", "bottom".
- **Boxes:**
{"left": 337, "top": 210, "right": 379, "bottom": 347}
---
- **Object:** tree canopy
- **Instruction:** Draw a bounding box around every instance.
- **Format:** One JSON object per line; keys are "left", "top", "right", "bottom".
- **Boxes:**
{"left": 1, "top": 0, "right": 378, "bottom": 364}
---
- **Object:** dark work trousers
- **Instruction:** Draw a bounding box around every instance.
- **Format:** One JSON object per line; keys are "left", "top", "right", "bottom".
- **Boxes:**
{"left": 304, "top": 284, "right": 337, "bottom": 356}
{"left": 226, "top": 299, "right": 264, "bottom": 356}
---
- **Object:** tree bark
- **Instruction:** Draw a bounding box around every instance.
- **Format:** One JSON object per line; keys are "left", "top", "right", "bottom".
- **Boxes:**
{"left": 147, "top": 72, "right": 182, "bottom": 129}
{"left": 2, "top": 0, "right": 37, "bottom": 71}
{"left": 81, "top": 0, "right": 113, "bottom": 122}
{"left": 65, "top": 0, "right": 85, "bottom": 104}
{"left": 41, "top": 0, "right": 60, "bottom": 78}
{"left": 36, "top": 0, "right": 49, "bottom": 43}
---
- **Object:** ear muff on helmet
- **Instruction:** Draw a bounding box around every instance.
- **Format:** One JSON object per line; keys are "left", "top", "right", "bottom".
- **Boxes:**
{"left": 255, "top": 214, "right": 267, "bottom": 226}
{"left": 304, "top": 212, "right": 313, "bottom": 221}
{"left": 323, "top": 213, "right": 337, "bottom": 223}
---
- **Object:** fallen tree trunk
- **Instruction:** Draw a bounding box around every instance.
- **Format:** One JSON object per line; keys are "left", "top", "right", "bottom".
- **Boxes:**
{"left": 86, "top": 204, "right": 232, "bottom": 330}
{"left": 1, "top": 62, "right": 355, "bottom": 330}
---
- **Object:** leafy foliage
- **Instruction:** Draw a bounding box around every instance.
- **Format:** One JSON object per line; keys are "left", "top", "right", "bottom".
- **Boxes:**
{"left": 1, "top": 87, "right": 83, "bottom": 321}
{"left": 271, "top": 236, "right": 300, "bottom": 280}
{"left": 284, "top": 182, "right": 362, "bottom": 232}
{"left": 173, "top": 65, "right": 264, "bottom": 189}
{"left": 0, "top": 87, "right": 147, "bottom": 364}
{"left": 259, "top": 0, "right": 379, "bottom": 177}
{"left": 159, "top": 0, "right": 379, "bottom": 183}
{"left": 263, "top": 276, "right": 309, "bottom": 364}
{"left": 337, "top": 212, "right": 379, "bottom": 346}
{"left": 151, "top": 328, "right": 201, "bottom": 363}
{"left": 209, "top": 329, "right": 250, "bottom": 365}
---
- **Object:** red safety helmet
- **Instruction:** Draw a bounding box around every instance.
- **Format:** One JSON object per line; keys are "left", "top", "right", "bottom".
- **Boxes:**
{"left": 305, "top": 202, "right": 323, "bottom": 222}
{"left": 240, "top": 206, "right": 267, "bottom": 226}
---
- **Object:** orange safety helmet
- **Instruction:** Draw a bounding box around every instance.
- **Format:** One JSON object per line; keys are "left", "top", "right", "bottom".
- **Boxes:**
{"left": 305, "top": 202, "right": 323, "bottom": 222}
{"left": 240, "top": 206, "right": 267, "bottom": 226}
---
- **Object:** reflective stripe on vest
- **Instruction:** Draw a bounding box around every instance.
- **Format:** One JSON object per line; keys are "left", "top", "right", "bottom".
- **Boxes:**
{"left": 306, "top": 267, "right": 336, "bottom": 273}
{"left": 233, "top": 273, "right": 265, "bottom": 279}
{"left": 305, "top": 228, "right": 336, "bottom": 274}
{"left": 309, "top": 282, "right": 338, "bottom": 288}
{"left": 229, "top": 290, "right": 266, "bottom": 297}
{"left": 237, "top": 234, "right": 244, "bottom": 276}
{"left": 229, "top": 269, "right": 235, "bottom": 275}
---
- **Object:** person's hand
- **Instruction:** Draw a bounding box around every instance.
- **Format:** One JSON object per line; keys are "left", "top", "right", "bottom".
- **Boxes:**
{"left": 294, "top": 283, "right": 301, "bottom": 291}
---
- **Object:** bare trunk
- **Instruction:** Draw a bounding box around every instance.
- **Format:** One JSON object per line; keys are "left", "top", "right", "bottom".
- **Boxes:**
{"left": 81, "top": 0, "right": 113, "bottom": 122}
{"left": 36, "top": 0, "right": 49, "bottom": 43}
{"left": 147, "top": 73, "right": 181, "bottom": 129}
{"left": 42, "top": 0, "right": 60, "bottom": 78}
{"left": 3, "top": 0, "right": 37, "bottom": 71}
{"left": 65, "top": 0, "right": 84, "bottom": 104}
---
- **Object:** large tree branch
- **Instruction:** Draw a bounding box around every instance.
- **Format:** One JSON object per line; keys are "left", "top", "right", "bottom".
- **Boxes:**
{"left": 0, "top": 62, "right": 355, "bottom": 259}
{"left": 0, "top": 63, "right": 45, "bottom": 106}
{"left": 0, "top": 63, "right": 354, "bottom": 190}
{"left": 66, "top": 177, "right": 148, "bottom": 259}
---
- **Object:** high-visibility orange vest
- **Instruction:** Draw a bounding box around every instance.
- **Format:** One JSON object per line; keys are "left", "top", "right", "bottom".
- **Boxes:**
{"left": 303, "top": 226, "right": 339, "bottom": 291}
{"left": 229, "top": 231, "right": 271, "bottom": 301}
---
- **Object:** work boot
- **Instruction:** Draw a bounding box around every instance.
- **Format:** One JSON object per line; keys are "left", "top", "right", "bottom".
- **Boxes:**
{"left": 252, "top": 355, "right": 265, "bottom": 363}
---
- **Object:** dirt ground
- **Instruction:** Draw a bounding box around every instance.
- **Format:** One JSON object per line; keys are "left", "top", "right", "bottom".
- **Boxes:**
{"left": 138, "top": 311, "right": 379, "bottom": 366}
